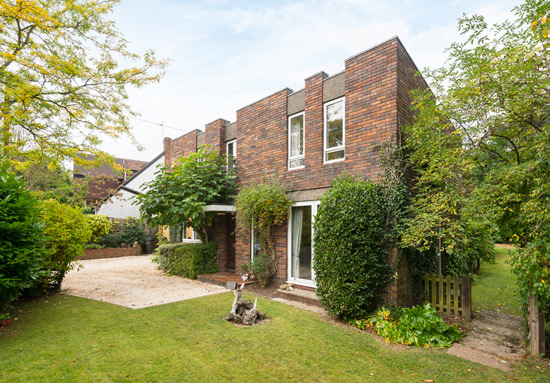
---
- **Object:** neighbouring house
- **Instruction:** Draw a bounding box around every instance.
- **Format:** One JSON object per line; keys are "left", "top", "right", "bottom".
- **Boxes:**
{"left": 73, "top": 155, "right": 149, "bottom": 207}
{"left": 163, "top": 37, "right": 428, "bottom": 305}
{"left": 97, "top": 152, "right": 165, "bottom": 219}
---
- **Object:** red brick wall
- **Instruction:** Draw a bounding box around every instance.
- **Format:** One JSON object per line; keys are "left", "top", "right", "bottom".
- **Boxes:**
{"left": 205, "top": 119, "right": 228, "bottom": 155}
{"left": 163, "top": 130, "right": 198, "bottom": 166}
{"left": 82, "top": 247, "right": 142, "bottom": 260}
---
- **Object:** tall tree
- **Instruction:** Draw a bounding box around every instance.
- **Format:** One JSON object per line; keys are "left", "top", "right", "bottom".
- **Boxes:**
{"left": 137, "top": 147, "right": 236, "bottom": 244}
{"left": 404, "top": 0, "right": 549, "bottom": 304}
{"left": 0, "top": 0, "right": 167, "bottom": 169}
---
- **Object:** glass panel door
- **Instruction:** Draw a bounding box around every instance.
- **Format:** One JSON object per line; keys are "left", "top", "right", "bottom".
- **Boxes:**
{"left": 290, "top": 205, "right": 312, "bottom": 280}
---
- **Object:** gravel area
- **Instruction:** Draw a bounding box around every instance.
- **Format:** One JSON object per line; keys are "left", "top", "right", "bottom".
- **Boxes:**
{"left": 61, "top": 255, "right": 227, "bottom": 309}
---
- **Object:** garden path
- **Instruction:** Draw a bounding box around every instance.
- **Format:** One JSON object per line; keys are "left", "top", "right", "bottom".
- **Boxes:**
{"left": 447, "top": 309, "right": 524, "bottom": 371}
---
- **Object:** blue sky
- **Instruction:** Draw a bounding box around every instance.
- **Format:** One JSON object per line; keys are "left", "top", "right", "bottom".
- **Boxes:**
{"left": 101, "top": 0, "right": 519, "bottom": 162}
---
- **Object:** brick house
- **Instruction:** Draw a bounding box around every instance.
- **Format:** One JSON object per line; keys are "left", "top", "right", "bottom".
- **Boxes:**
{"left": 163, "top": 37, "right": 428, "bottom": 305}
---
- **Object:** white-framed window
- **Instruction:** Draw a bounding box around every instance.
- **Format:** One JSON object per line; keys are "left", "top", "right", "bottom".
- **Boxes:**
{"left": 323, "top": 97, "right": 345, "bottom": 163}
{"left": 182, "top": 225, "right": 201, "bottom": 243}
{"left": 288, "top": 112, "right": 305, "bottom": 169}
{"left": 226, "top": 139, "right": 236, "bottom": 170}
{"left": 287, "top": 200, "right": 320, "bottom": 288}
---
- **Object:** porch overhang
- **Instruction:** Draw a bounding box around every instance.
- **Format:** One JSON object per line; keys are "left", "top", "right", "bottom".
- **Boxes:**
{"left": 204, "top": 204, "right": 235, "bottom": 213}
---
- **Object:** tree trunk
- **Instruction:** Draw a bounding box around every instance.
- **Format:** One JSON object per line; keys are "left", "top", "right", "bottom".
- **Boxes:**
{"left": 225, "top": 284, "right": 266, "bottom": 325}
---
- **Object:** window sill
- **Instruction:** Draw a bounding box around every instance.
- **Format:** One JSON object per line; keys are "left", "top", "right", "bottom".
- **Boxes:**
{"left": 181, "top": 239, "right": 202, "bottom": 244}
{"left": 288, "top": 166, "right": 305, "bottom": 172}
{"left": 323, "top": 158, "right": 345, "bottom": 165}
{"left": 286, "top": 278, "right": 316, "bottom": 289}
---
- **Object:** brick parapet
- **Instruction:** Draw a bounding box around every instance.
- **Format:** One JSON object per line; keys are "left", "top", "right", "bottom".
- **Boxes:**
{"left": 205, "top": 119, "right": 229, "bottom": 156}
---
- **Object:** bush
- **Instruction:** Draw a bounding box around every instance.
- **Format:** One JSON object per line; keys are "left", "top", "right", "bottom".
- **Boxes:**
{"left": 354, "top": 304, "right": 463, "bottom": 348}
{"left": 119, "top": 218, "right": 147, "bottom": 247}
{"left": 313, "top": 175, "right": 393, "bottom": 320}
{"left": 0, "top": 161, "right": 46, "bottom": 313}
{"left": 38, "top": 199, "right": 92, "bottom": 291}
{"left": 86, "top": 214, "right": 112, "bottom": 244}
{"left": 99, "top": 232, "right": 123, "bottom": 248}
{"left": 157, "top": 242, "right": 217, "bottom": 279}
{"left": 250, "top": 254, "right": 271, "bottom": 288}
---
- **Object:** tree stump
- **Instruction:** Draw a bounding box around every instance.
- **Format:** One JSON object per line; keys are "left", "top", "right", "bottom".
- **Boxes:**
{"left": 225, "top": 284, "right": 266, "bottom": 325}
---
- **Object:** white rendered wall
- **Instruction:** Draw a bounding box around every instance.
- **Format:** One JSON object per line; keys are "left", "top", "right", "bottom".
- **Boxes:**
{"left": 96, "top": 155, "right": 164, "bottom": 219}
{"left": 97, "top": 189, "right": 141, "bottom": 219}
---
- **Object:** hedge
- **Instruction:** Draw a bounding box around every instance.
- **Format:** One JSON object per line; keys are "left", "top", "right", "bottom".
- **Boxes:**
{"left": 157, "top": 242, "right": 217, "bottom": 279}
{"left": 313, "top": 175, "right": 394, "bottom": 320}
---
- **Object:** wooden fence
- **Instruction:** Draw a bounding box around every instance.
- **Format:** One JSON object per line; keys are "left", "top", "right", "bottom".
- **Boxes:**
{"left": 422, "top": 273, "right": 471, "bottom": 322}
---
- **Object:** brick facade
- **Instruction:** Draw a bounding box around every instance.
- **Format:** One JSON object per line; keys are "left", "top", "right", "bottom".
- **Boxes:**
{"left": 163, "top": 37, "right": 427, "bottom": 305}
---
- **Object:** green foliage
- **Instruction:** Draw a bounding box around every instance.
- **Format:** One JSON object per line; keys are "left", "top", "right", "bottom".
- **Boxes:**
{"left": 510, "top": 244, "right": 550, "bottom": 315}
{"left": 99, "top": 233, "right": 123, "bottom": 248}
{"left": 169, "top": 223, "right": 184, "bottom": 244}
{"left": 119, "top": 218, "right": 147, "bottom": 247}
{"left": 235, "top": 180, "right": 293, "bottom": 286}
{"left": 86, "top": 215, "right": 112, "bottom": 244}
{"left": 157, "top": 242, "right": 217, "bottom": 279}
{"left": 39, "top": 199, "right": 92, "bottom": 291}
{"left": 14, "top": 155, "right": 88, "bottom": 206}
{"left": 0, "top": 160, "right": 45, "bottom": 312}
{"left": 402, "top": 1, "right": 550, "bottom": 278}
{"left": 137, "top": 147, "right": 235, "bottom": 244}
{"left": 354, "top": 304, "right": 463, "bottom": 348}
{"left": 0, "top": 0, "right": 167, "bottom": 167}
{"left": 313, "top": 175, "right": 393, "bottom": 320}
{"left": 250, "top": 254, "right": 271, "bottom": 288}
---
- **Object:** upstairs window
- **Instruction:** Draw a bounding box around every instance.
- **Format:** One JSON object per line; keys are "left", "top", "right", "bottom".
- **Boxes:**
{"left": 324, "top": 97, "right": 345, "bottom": 162}
{"left": 288, "top": 112, "right": 305, "bottom": 169}
{"left": 226, "top": 140, "right": 236, "bottom": 170}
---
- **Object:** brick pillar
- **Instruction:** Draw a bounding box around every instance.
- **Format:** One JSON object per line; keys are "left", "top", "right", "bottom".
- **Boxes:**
{"left": 163, "top": 137, "right": 172, "bottom": 166}
{"left": 345, "top": 38, "right": 399, "bottom": 180}
{"left": 304, "top": 71, "right": 328, "bottom": 169}
{"left": 205, "top": 118, "right": 229, "bottom": 155}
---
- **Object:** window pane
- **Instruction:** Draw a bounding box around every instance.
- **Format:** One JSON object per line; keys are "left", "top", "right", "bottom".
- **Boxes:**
{"left": 325, "top": 150, "right": 345, "bottom": 162}
{"left": 227, "top": 141, "right": 236, "bottom": 170}
{"left": 291, "top": 205, "right": 312, "bottom": 280}
{"left": 326, "top": 100, "right": 343, "bottom": 149}
{"left": 290, "top": 114, "right": 304, "bottom": 158}
{"left": 289, "top": 158, "right": 304, "bottom": 168}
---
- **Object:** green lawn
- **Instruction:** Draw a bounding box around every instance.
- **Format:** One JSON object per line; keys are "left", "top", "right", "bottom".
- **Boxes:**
{"left": 472, "top": 245, "right": 523, "bottom": 316}
{"left": 1, "top": 291, "right": 548, "bottom": 382}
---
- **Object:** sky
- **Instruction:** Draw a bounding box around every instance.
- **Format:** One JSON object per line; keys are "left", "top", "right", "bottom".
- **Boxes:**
{"left": 101, "top": 0, "right": 520, "bottom": 162}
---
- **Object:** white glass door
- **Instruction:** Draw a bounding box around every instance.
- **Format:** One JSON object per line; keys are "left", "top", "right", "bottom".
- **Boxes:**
{"left": 288, "top": 201, "right": 319, "bottom": 287}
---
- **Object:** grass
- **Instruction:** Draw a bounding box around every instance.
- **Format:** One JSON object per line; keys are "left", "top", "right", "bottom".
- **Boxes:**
{"left": 472, "top": 244, "right": 523, "bottom": 316}
{"left": 1, "top": 291, "right": 548, "bottom": 382}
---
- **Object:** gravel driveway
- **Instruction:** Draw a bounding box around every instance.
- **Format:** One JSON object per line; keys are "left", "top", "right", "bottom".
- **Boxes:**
{"left": 61, "top": 255, "right": 227, "bottom": 309}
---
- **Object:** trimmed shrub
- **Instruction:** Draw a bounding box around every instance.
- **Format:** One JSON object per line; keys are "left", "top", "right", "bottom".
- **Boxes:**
{"left": 313, "top": 175, "right": 393, "bottom": 320}
{"left": 0, "top": 161, "right": 45, "bottom": 312}
{"left": 157, "top": 242, "right": 217, "bottom": 279}
{"left": 39, "top": 199, "right": 92, "bottom": 291}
